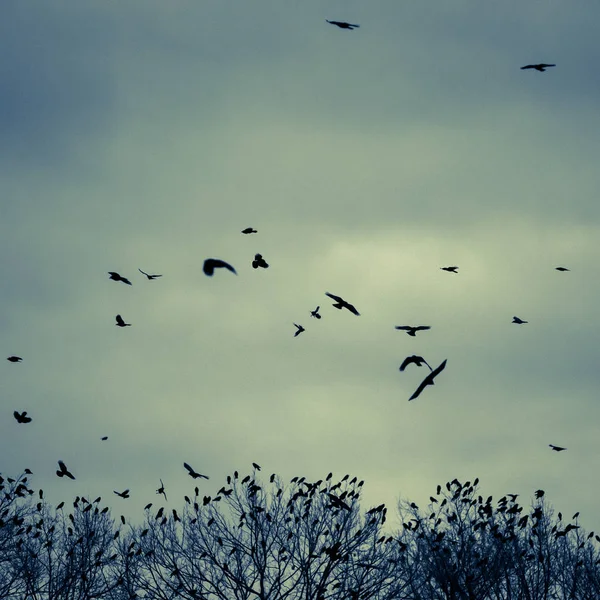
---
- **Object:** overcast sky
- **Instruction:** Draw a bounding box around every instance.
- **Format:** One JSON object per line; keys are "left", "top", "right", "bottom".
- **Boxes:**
{"left": 2, "top": 0, "right": 600, "bottom": 531}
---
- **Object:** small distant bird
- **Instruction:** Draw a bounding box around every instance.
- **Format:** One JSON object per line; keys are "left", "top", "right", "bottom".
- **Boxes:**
{"left": 184, "top": 462, "right": 209, "bottom": 480}
{"left": 512, "top": 316, "right": 528, "bottom": 324}
{"left": 521, "top": 63, "right": 555, "bottom": 72}
{"left": 325, "top": 292, "right": 360, "bottom": 316}
{"left": 252, "top": 463, "right": 261, "bottom": 471}
{"left": 440, "top": 266, "right": 459, "bottom": 273}
{"left": 549, "top": 445, "right": 567, "bottom": 452}
{"left": 13, "top": 411, "right": 32, "bottom": 424}
{"left": 399, "top": 355, "right": 432, "bottom": 372}
{"left": 555, "top": 267, "right": 570, "bottom": 272}
{"left": 7, "top": 356, "right": 23, "bottom": 363}
{"left": 252, "top": 253, "right": 269, "bottom": 269}
{"left": 241, "top": 227, "right": 257, "bottom": 234}
{"left": 409, "top": 359, "right": 447, "bottom": 401}
{"left": 310, "top": 306, "right": 321, "bottom": 319}
{"left": 395, "top": 325, "right": 431, "bottom": 337}
{"left": 138, "top": 268, "right": 162, "bottom": 280}
{"left": 56, "top": 461, "right": 75, "bottom": 480}
{"left": 156, "top": 479, "right": 167, "bottom": 501}
{"left": 108, "top": 272, "right": 132, "bottom": 285}
{"left": 203, "top": 258, "right": 237, "bottom": 277}
{"left": 535, "top": 489, "right": 545, "bottom": 499}
{"left": 327, "top": 20, "right": 359, "bottom": 30}
{"left": 293, "top": 323, "right": 305, "bottom": 337}
{"left": 114, "top": 489, "right": 130, "bottom": 499}
{"left": 115, "top": 315, "right": 131, "bottom": 328}
{"left": 101, "top": 436, "right": 108, "bottom": 441}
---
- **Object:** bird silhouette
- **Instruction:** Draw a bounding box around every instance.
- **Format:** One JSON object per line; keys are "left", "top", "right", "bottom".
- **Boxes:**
{"left": 156, "top": 479, "right": 168, "bottom": 501}
{"left": 184, "top": 463, "right": 209, "bottom": 480}
{"left": 13, "top": 411, "right": 32, "bottom": 424}
{"left": 555, "top": 267, "right": 570, "bottom": 272}
{"left": 409, "top": 359, "right": 447, "bottom": 401}
{"left": 440, "top": 266, "right": 459, "bottom": 273}
{"left": 395, "top": 325, "right": 431, "bottom": 337}
{"left": 399, "top": 355, "right": 432, "bottom": 372}
{"left": 512, "top": 316, "right": 528, "bottom": 324}
{"left": 252, "top": 253, "right": 269, "bottom": 269}
{"left": 327, "top": 20, "right": 359, "bottom": 30}
{"left": 108, "top": 272, "right": 132, "bottom": 285}
{"left": 7, "top": 356, "right": 23, "bottom": 363}
{"left": 293, "top": 323, "right": 305, "bottom": 337}
{"left": 138, "top": 268, "right": 162, "bottom": 280}
{"left": 325, "top": 292, "right": 360, "bottom": 316}
{"left": 114, "top": 489, "right": 130, "bottom": 499}
{"left": 535, "top": 489, "right": 545, "bottom": 499}
{"left": 310, "top": 306, "right": 321, "bottom": 319}
{"left": 101, "top": 436, "right": 108, "bottom": 441}
{"left": 203, "top": 258, "right": 237, "bottom": 276}
{"left": 115, "top": 315, "right": 131, "bottom": 327}
{"left": 56, "top": 461, "right": 75, "bottom": 480}
{"left": 252, "top": 463, "right": 261, "bottom": 471}
{"left": 241, "top": 227, "right": 257, "bottom": 234}
{"left": 521, "top": 63, "right": 555, "bottom": 72}
{"left": 549, "top": 444, "right": 567, "bottom": 452}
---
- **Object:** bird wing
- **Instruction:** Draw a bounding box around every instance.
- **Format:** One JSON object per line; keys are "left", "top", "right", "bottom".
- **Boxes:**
{"left": 116, "top": 315, "right": 124, "bottom": 326}
{"left": 399, "top": 357, "right": 414, "bottom": 371}
{"left": 415, "top": 326, "right": 431, "bottom": 331}
{"left": 204, "top": 259, "right": 237, "bottom": 276}
{"left": 395, "top": 326, "right": 411, "bottom": 331}
{"left": 541, "top": 64, "right": 556, "bottom": 67}
{"left": 325, "top": 292, "right": 343, "bottom": 303}
{"left": 430, "top": 359, "right": 448, "bottom": 380}
{"left": 345, "top": 303, "right": 360, "bottom": 316}
{"left": 183, "top": 462, "right": 195, "bottom": 475}
{"left": 138, "top": 268, "right": 149, "bottom": 277}
{"left": 122, "top": 277, "right": 132, "bottom": 285}
{"left": 521, "top": 65, "right": 535, "bottom": 69}
{"left": 58, "top": 461, "right": 67, "bottom": 473}
{"left": 409, "top": 377, "right": 429, "bottom": 401}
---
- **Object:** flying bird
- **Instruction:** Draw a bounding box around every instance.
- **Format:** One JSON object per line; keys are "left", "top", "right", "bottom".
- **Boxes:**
{"left": 293, "top": 323, "right": 305, "bottom": 337}
{"left": 310, "top": 306, "right": 321, "bottom": 319}
{"left": 156, "top": 479, "right": 167, "bottom": 501}
{"left": 512, "top": 316, "right": 528, "bottom": 324}
{"left": 409, "top": 359, "right": 447, "bottom": 401}
{"left": 241, "top": 227, "right": 257, "bottom": 234}
{"left": 521, "top": 63, "right": 555, "bottom": 72}
{"left": 252, "top": 463, "right": 261, "bottom": 471}
{"left": 13, "top": 411, "right": 32, "bottom": 424}
{"left": 138, "top": 268, "right": 162, "bottom": 280}
{"left": 327, "top": 20, "right": 359, "bottom": 30}
{"left": 108, "top": 272, "right": 132, "bottom": 285}
{"left": 395, "top": 325, "right": 431, "bottom": 337}
{"left": 115, "top": 314, "right": 131, "bottom": 328}
{"left": 549, "top": 445, "right": 567, "bottom": 452}
{"left": 56, "top": 461, "right": 76, "bottom": 480}
{"left": 325, "top": 292, "right": 360, "bottom": 316}
{"left": 7, "top": 356, "right": 23, "bottom": 363}
{"left": 114, "top": 489, "right": 130, "bottom": 499}
{"left": 440, "top": 266, "right": 459, "bottom": 273}
{"left": 203, "top": 258, "right": 237, "bottom": 277}
{"left": 555, "top": 267, "right": 570, "bottom": 272}
{"left": 252, "top": 253, "right": 269, "bottom": 269}
{"left": 101, "top": 436, "right": 108, "bottom": 441}
{"left": 184, "top": 463, "right": 209, "bottom": 480}
{"left": 399, "top": 355, "right": 432, "bottom": 372}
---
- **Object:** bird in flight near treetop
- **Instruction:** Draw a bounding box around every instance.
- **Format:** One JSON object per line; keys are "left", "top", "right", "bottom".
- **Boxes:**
{"left": 138, "top": 268, "right": 162, "bottom": 280}
{"left": 56, "top": 460, "right": 76, "bottom": 480}
{"left": 327, "top": 20, "right": 359, "bottom": 30}
{"left": 521, "top": 63, "right": 555, "bottom": 72}
{"left": 409, "top": 359, "right": 447, "bottom": 401}
{"left": 108, "top": 272, "right": 132, "bottom": 285}
{"left": 114, "top": 489, "right": 130, "bottom": 499}
{"left": 203, "top": 258, "right": 237, "bottom": 276}
{"left": 325, "top": 292, "right": 360, "bottom": 316}
{"left": 184, "top": 463, "right": 209, "bottom": 480}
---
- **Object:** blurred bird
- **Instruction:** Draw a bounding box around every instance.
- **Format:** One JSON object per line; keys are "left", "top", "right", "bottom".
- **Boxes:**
{"left": 549, "top": 445, "right": 567, "bottom": 452}
{"left": 395, "top": 325, "right": 431, "bottom": 337}
{"left": 13, "top": 411, "right": 32, "bottom": 424}
{"left": 555, "top": 267, "right": 570, "bottom": 272}
{"left": 101, "top": 436, "right": 108, "bottom": 441}
{"left": 115, "top": 315, "right": 131, "bottom": 328}
{"left": 325, "top": 292, "right": 360, "bottom": 316}
{"left": 138, "top": 268, "right": 162, "bottom": 280}
{"left": 399, "top": 355, "right": 432, "bottom": 372}
{"left": 310, "top": 306, "right": 321, "bottom": 319}
{"left": 409, "top": 359, "right": 447, "bottom": 401}
{"left": 521, "top": 63, "right": 555, "bottom": 72}
{"left": 512, "top": 316, "right": 528, "bottom": 324}
{"left": 327, "top": 20, "right": 359, "bottom": 30}
{"left": 56, "top": 461, "right": 75, "bottom": 480}
{"left": 184, "top": 463, "right": 209, "bottom": 480}
{"left": 114, "top": 489, "right": 130, "bottom": 499}
{"left": 7, "top": 356, "right": 23, "bottom": 363}
{"left": 203, "top": 258, "right": 237, "bottom": 276}
{"left": 252, "top": 253, "right": 269, "bottom": 269}
{"left": 535, "top": 489, "right": 545, "bottom": 499}
{"left": 156, "top": 479, "right": 167, "bottom": 501}
{"left": 108, "top": 272, "right": 132, "bottom": 285}
{"left": 252, "top": 462, "right": 261, "bottom": 471}
{"left": 293, "top": 323, "right": 305, "bottom": 337}
{"left": 440, "top": 266, "right": 458, "bottom": 273}
{"left": 241, "top": 227, "right": 257, "bottom": 234}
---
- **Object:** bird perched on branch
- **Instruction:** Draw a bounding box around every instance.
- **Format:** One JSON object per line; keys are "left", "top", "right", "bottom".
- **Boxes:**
{"left": 409, "top": 360, "right": 447, "bottom": 401}
{"left": 325, "top": 292, "right": 360, "bottom": 316}
{"left": 184, "top": 463, "right": 209, "bottom": 480}
{"left": 203, "top": 258, "right": 237, "bottom": 276}
{"left": 108, "top": 272, "right": 132, "bottom": 285}
{"left": 395, "top": 325, "right": 431, "bottom": 337}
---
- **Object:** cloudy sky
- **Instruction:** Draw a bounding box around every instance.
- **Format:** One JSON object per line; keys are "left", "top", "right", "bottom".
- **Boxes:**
{"left": 2, "top": 0, "right": 600, "bottom": 531}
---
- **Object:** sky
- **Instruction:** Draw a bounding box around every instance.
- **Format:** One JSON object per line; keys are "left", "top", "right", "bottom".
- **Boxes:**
{"left": 2, "top": 0, "right": 600, "bottom": 532}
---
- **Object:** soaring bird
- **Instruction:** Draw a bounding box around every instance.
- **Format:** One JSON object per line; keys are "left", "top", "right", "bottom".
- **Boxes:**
{"left": 327, "top": 20, "right": 359, "bottom": 30}
{"left": 440, "top": 266, "right": 459, "bottom": 273}
{"left": 395, "top": 325, "right": 431, "bottom": 337}
{"left": 115, "top": 314, "right": 131, "bottom": 328}
{"left": 114, "top": 489, "right": 130, "bottom": 499}
{"left": 293, "top": 323, "right": 305, "bottom": 337}
{"left": 252, "top": 253, "right": 269, "bottom": 269}
{"left": 325, "top": 292, "right": 360, "bottom": 316}
{"left": 13, "top": 411, "right": 32, "bottom": 424}
{"left": 409, "top": 359, "right": 447, "bottom": 401}
{"left": 549, "top": 444, "right": 567, "bottom": 452}
{"left": 156, "top": 479, "right": 168, "bottom": 501}
{"left": 512, "top": 316, "right": 528, "bottom": 324}
{"left": 203, "top": 258, "right": 237, "bottom": 276}
{"left": 56, "top": 461, "right": 76, "bottom": 480}
{"left": 241, "top": 227, "right": 257, "bottom": 234}
{"left": 108, "top": 272, "right": 132, "bottom": 285}
{"left": 7, "top": 356, "right": 23, "bottom": 363}
{"left": 521, "top": 63, "right": 555, "bottom": 72}
{"left": 184, "top": 463, "right": 209, "bottom": 480}
{"left": 399, "top": 355, "right": 432, "bottom": 372}
{"left": 555, "top": 267, "right": 570, "bottom": 272}
{"left": 310, "top": 306, "right": 321, "bottom": 319}
{"left": 138, "top": 268, "right": 162, "bottom": 280}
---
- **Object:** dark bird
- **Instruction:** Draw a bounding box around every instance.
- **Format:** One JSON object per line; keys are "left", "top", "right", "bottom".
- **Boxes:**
{"left": 535, "top": 489, "right": 545, "bottom": 499}
{"left": 138, "top": 268, "right": 162, "bottom": 280}
{"left": 399, "top": 355, "right": 432, "bottom": 372}
{"left": 252, "top": 463, "right": 261, "bottom": 471}
{"left": 108, "top": 272, "right": 132, "bottom": 285}
{"left": 327, "top": 20, "right": 360, "bottom": 30}
{"left": 241, "top": 227, "right": 257, "bottom": 234}
{"left": 521, "top": 63, "right": 555, "bottom": 72}
{"left": 156, "top": 479, "right": 167, "bottom": 501}
{"left": 7, "top": 356, "right": 23, "bottom": 363}
{"left": 310, "top": 306, "right": 321, "bottom": 319}
{"left": 512, "top": 316, "right": 528, "bottom": 324}
{"left": 184, "top": 463, "right": 209, "bottom": 480}
{"left": 325, "top": 292, "right": 360, "bottom": 316}
{"left": 549, "top": 444, "right": 567, "bottom": 452}
{"left": 114, "top": 489, "right": 130, "bottom": 499}
{"left": 56, "top": 461, "right": 76, "bottom": 480}
{"left": 293, "top": 323, "right": 305, "bottom": 337}
{"left": 203, "top": 258, "right": 237, "bottom": 277}
{"left": 13, "top": 411, "right": 32, "bottom": 424}
{"left": 409, "top": 359, "right": 447, "bottom": 401}
{"left": 440, "top": 266, "right": 458, "bottom": 273}
{"left": 252, "top": 253, "right": 269, "bottom": 269}
{"left": 101, "top": 436, "right": 108, "bottom": 441}
{"left": 555, "top": 267, "right": 570, "bottom": 272}
{"left": 395, "top": 325, "right": 431, "bottom": 337}
{"left": 115, "top": 315, "right": 131, "bottom": 328}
